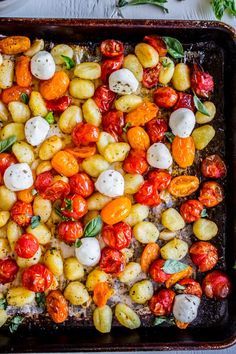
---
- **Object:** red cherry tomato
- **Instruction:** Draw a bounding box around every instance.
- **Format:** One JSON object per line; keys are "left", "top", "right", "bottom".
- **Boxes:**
{"left": 142, "top": 64, "right": 161, "bottom": 89}
{"left": 102, "top": 110, "right": 124, "bottom": 139}
{"left": 100, "top": 39, "right": 124, "bottom": 57}
{"left": 180, "top": 200, "right": 204, "bottom": 223}
{"left": 198, "top": 181, "right": 224, "bottom": 208}
{"left": 201, "top": 155, "right": 227, "bottom": 179}
{"left": 10, "top": 201, "right": 33, "bottom": 227}
{"left": 144, "top": 35, "right": 167, "bottom": 56}
{"left": 178, "top": 278, "right": 202, "bottom": 298}
{"left": 145, "top": 118, "right": 168, "bottom": 143}
{"left": 0, "top": 153, "right": 17, "bottom": 175}
{"left": 61, "top": 194, "right": 88, "bottom": 220}
{"left": 154, "top": 87, "right": 178, "bottom": 108}
{"left": 58, "top": 220, "right": 83, "bottom": 243}
{"left": 135, "top": 180, "right": 161, "bottom": 207}
{"left": 102, "top": 222, "right": 132, "bottom": 250}
{"left": 190, "top": 241, "right": 218, "bottom": 272}
{"left": 191, "top": 64, "right": 214, "bottom": 98}
{"left": 149, "top": 289, "right": 175, "bottom": 316}
{"left": 101, "top": 55, "right": 123, "bottom": 82}
{"left": 22, "top": 264, "right": 53, "bottom": 292}
{"left": 45, "top": 96, "right": 71, "bottom": 113}
{"left": 41, "top": 180, "right": 70, "bottom": 202}
{"left": 174, "top": 92, "right": 195, "bottom": 112}
{"left": 69, "top": 173, "right": 94, "bottom": 198}
{"left": 15, "top": 233, "right": 39, "bottom": 259}
{"left": 202, "top": 270, "right": 231, "bottom": 299}
{"left": 148, "top": 170, "right": 172, "bottom": 191}
{"left": 123, "top": 149, "right": 148, "bottom": 175}
{"left": 35, "top": 171, "right": 54, "bottom": 194}
{"left": 149, "top": 259, "right": 170, "bottom": 283}
{"left": 99, "top": 247, "right": 125, "bottom": 274}
{"left": 0, "top": 258, "right": 19, "bottom": 284}
{"left": 72, "top": 123, "right": 99, "bottom": 147}
{"left": 93, "top": 85, "right": 116, "bottom": 113}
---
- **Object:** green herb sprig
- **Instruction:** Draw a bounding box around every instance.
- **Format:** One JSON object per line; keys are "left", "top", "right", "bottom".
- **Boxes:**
{"left": 212, "top": 0, "right": 236, "bottom": 20}
{"left": 117, "top": 0, "right": 168, "bottom": 12}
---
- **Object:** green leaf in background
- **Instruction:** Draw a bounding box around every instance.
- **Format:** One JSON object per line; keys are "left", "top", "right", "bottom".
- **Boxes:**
{"left": 8, "top": 315, "right": 24, "bottom": 333}
{"left": 21, "top": 93, "right": 29, "bottom": 104}
{"left": 117, "top": 0, "right": 169, "bottom": 13}
{"left": 84, "top": 216, "right": 103, "bottom": 237}
{"left": 30, "top": 215, "right": 41, "bottom": 229}
{"left": 163, "top": 259, "right": 188, "bottom": 274}
{"left": 165, "top": 131, "right": 175, "bottom": 143}
{"left": 162, "top": 36, "right": 184, "bottom": 59}
{"left": 153, "top": 316, "right": 175, "bottom": 326}
{"left": 212, "top": 0, "right": 236, "bottom": 20}
{"left": 45, "top": 112, "right": 55, "bottom": 125}
{"left": 61, "top": 55, "right": 75, "bottom": 70}
{"left": 201, "top": 209, "right": 208, "bottom": 218}
{"left": 35, "top": 293, "right": 46, "bottom": 308}
{"left": 0, "top": 298, "right": 7, "bottom": 310}
{"left": 0, "top": 135, "right": 17, "bottom": 153}
{"left": 193, "top": 95, "right": 210, "bottom": 116}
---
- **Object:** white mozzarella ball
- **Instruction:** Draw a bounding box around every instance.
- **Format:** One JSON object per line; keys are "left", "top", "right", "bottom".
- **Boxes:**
{"left": 4, "top": 163, "right": 33, "bottom": 192}
{"left": 173, "top": 294, "right": 200, "bottom": 323}
{"left": 75, "top": 238, "right": 101, "bottom": 267}
{"left": 109, "top": 68, "right": 139, "bottom": 95}
{"left": 25, "top": 116, "right": 50, "bottom": 146}
{"left": 147, "top": 143, "right": 173, "bottom": 169}
{"left": 31, "top": 51, "right": 55, "bottom": 80}
{"left": 169, "top": 108, "right": 195, "bottom": 138}
{"left": 95, "top": 170, "right": 124, "bottom": 198}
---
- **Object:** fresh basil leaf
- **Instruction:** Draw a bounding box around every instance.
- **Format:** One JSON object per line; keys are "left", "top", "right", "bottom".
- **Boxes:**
{"left": 154, "top": 316, "right": 175, "bottom": 326}
{"left": 75, "top": 239, "right": 82, "bottom": 248}
{"left": 165, "top": 131, "right": 175, "bottom": 143}
{"left": 8, "top": 315, "right": 24, "bottom": 333}
{"left": 84, "top": 216, "right": 103, "bottom": 237}
{"left": 123, "top": 122, "right": 131, "bottom": 133}
{"left": 61, "top": 55, "right": 75, "bottom": 70}
{"left": 212, "top": 0, "right": 236, "bottom": 20}
{"left": 227, "top": 0, "right": 236, "bottom": 15}
{"left": 0, "top": 135, "right": 17, "bottom": 153}
{"left": 0, "top": 298, "right": 7, "bottom": 310}
{"left": 163, "top": 37, "right": 184, "bottom": 59}
{"left": 201, "top": 209, "right": 208, "bottom": 218}
{"left": 163, "top": 259, "right": 188, "bottom": 274}
{"left": 174, "top": 283, "right": 186, "bottom": 291}
{"left": 35, "top": 293, "right": 46, "bottom": 308}
{"left": 45, "top": 111, "right": 55, "bottom": 125}
{"left": 21, "top": 93, "right": 29, "bottom": 104}
{"left": 117, "top": 0, "right": 169, "bottom": 13}
{"left": 30, "top": 215, "right": 41, "bottom": 229}
{"left": 193, "top": 95, "right": 210, "bottom": 116}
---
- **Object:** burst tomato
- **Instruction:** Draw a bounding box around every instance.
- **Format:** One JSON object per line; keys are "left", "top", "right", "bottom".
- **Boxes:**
{"left": 178, "top": 278, "right": 202, "bottom": 298}
{"left": 202, "top": 270, "right": 231, "bottom": 299}
{"left": 69, "top": 173, "right": 94, "bottom": 198}
{"left": 41, "top": 180, "right": 70, "bottom": 202}
{"left": 198, "top": 181, "right": 223, "bottom": 208}
{"left": 191, "top": 64, "right": 214, "bottom": 98}
{"left": 201, "top": 155, "right": 227, "bottom": 179}
{"left": 145, "top": 118, "right": 168, "bottom": 143}
{"left": 35, "top": 171, "right": 54, "bottom": 194}
{"left": 102, "top": 222, "right": 132, "bottom": 250}
{"left": 99, "top": 247, "right": 125, "bottom": 274}
{"left": 149, "top": 289, "right": 175, "bottom": 316}
{"left": 0, "top": 153, "right": 17, "bottom": 175}
{"left": 149, "top": 259, "right": 170, "bottom": 283}
{"left": 1, "top": 85, "right": 31, "bottom": 104}
{"left": 61, "top": 194, "right": 88, "bottom": 220}
{"left": 142, "top": 64, "right": 161, "bottom": 89}
{"left": 10, "top": 201, "right": 33, "bottom": 227}
{"left": 190, "top": 241, "right": 218, "bottom": 272}
{"left": 100, "top": 39, "right": 124, "bottom": 57}
{"left": 180, "top": 200, "right": 204, "bottom": 223}
{"left": 154, "top": 87, "right": 178, "bottom": 108}
{"left": 15, "top": 233, "right": 39, "bottom": 259}
{"left": 148, "top": 170, "right": 172, "bottom": 191}
{"left": 102, "top": 110, "right": 124, "bottom": 139}
{"left": 174, "top": 92, "right": 194, "bottom": 112}
{"left": 135, "top": 180, "right": 161, "bottom": 206}
{"left": 123, "top": 149, "right": 148, "bottom": 175}
{"left": 46, "top": 290, "right": 69, "bottom": 324}
{"left": 45, "top": 96, "right": 71, "bottom": 113}
{"left": 0, "top": 258, "right": 19, "bottom": 284}
{"left": 58, "top": 220, "right": 83, "bottom": 243}
{"left": 22, "top": 264, "right": 53, "bottom": 292}
{"left": 93, "top": 85, "right": 116, "bottom": 113}
{"left": 72, "top": 123, "right": 99, "bottom": 147}
{"left": 144, "top": 35, "right": 167, "bottom": 56}
{"left": 101, "top": 55, "right": 123, "bottom": 82}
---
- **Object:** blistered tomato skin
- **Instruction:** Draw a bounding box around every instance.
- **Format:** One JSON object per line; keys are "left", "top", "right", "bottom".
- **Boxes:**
{"left": 100, "top": 39, "right": 124, "bottom": 58}
{"left": 202, "top": 270, "right": 231, "bottom": 299}
{"left": 180, "top": 200, "right": 204, "bottom": 223}
{"left": 149, "top": 259, "right": 170, "bottom": 283}
{"left": 0, "top": 258, "right": 19, "bottom": 284}
{"left": 149, "top": 289, "right": 175, "bottom": 316}
{"left": 135, "top": 180, "right": 161, "bottom": 207}
{"left": 198, "top": 181, "right": 224, "bottom": 208}
{"left": 0, "top": 153, "right": 17, "bottom": 176}
{"left": 45, "top": 96, "right": 71, "bottom": 113}
{"left": 191, "top": 64, "right": 214, "bottom": 98}
{"left": 174, "top": 92, "right": 194, "bottom": 112}
{"left": 22, "top": 264, "right": 53, "bottom": 293}
{"left": 146, "top": 118, "right": 168, "bottom": 143}
{"left": 144, "top": 35, "right": 167, "bottom": 56}
{"left": 15, "top": 233, "right": 39, "bottom": 259}
{"left": 35, "top": 171, "right": 54, "bottom": 194}
{"left": 102, "top": 222, "right": 132, "bottom": 250}
{"left": 69, "top": 173, "right": 94, "bottom": 198}
{"left": 154, "top": 87, "right": 178, "bottom": 108}
{"left": 178, "top": 278, "right": 203, "bottom": 298}
{"left": 58, "top": 221, "right": 83, "bottom": 243}
{"left": 123, "top": 149, "right": 148, "bottom": 175}
{"left": 99, "top": 247, "right": 125, "bottom": 274}
{"left": 190, "top": 241, "right": 218, "bottom": 272}
{"left": 148, "top": 170, "right": 172, "bottom": 191}
{"left": 101, "top": 55, "right": 123, "bottom": 82}
{"left": 41, "top": 180, "right": 70, "bottom": 202}
{"left": 201, "top": 155, "right": 227, "bottom": 179}
{"left": 46, "top": 290, "right": 69, "bottom": 324}
{"left": 93, "top": 85, "right": 116, "bottom": 113}
{"left": 10, "top": 201, "right": 33, "bottom": 227}
{"left": 72, "top": 123, "right": 99, "bottom": 146}
{"left": 61, "top": 194, "right": 88, "bottom": 220}
{"left": 102, "top": 110, "right": 124, "bottom": 139}
{"left": 142, "top": 64, "right": 161, "bottom": 89}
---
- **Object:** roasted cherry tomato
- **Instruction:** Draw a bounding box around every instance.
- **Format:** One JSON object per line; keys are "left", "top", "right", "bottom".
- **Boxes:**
{"left": 135, "top": 180, "right": 161, "bottom": 206}
{"left": 198, "top": 181, "right": 223, "bottom": 208}
{"left": 35, "top": 171, "right": 54, "bottom": 194}
{"left": 45, "top": 96, "right": 71, "bottom": 113}
{"left": 102, "top": 110, "right": 124, "bottom": 139}
{"left": 0, "top": 258, "right": 19, "bottom": 284}
{"left": 22, "top": 264, "right": 53, "bottom": 293}
{"left": 69, "top": 173, "right": 94, "bottom": 198}
{"left": 15, "top": 233, "right": 39, "bottom": 259}
{"left": 145, "top": 118, "right": 168, "bottom": 143}
{"left": 191, "top": 64, "right": 214, "bottom": 98}
{"left": 46, "top": 290, "right": 69, "bottom": 324}
{"left": 201, "top": 155, "right": 227, "bottom": 179}
{"left": 142, "top": 64, "right": 161, "bottom": 89}
{"left": 140, "top": 243, "right": 160, "bottom": 273}
{"left": 144, "top": 35, "right": 167, "bottom": 56}
{"left": 61, "top": 194, "right": 88, "bottom": 220}
{"left": 125, "top": 100, "right": 159, "bottom": 127}
{"left": 58, "top": 220, "right": 83, "bottom": 243}
{"left": 1, "top": 85, "right": 31, "bottom": 104}
{"left": 101, "top": 55, "right": 123, "bottom": 82}
{"left": 172, "top": 136, "right": 195, "bottom": 168}
{"left": 102, "top": 222, "right": 132, "bottom": 250}
{"left": 100, "top": 39, "right": 124, "bottom": 57}
{"left": 65, "top": 145, "right": 96, "bottom": 159}
{"left": 190, "top": 241, "right": 218, "bottom": 272}
{"left": 177, "top": 278, "right": 202, "bottom": 298}
{"left": 15, "top": 55, "right": 32, "bottom": 87}
{"left": 52, "top": 151, "right": 79, "bottom": 178}
{"left": 10, "top": 201, "right": 33, "bottom": 227}
{"left": 180, "top": 200, "right": 204, "bottom": 223}
{"left": 202, "top": 270, "right": 231, "bottom": 299}
{"left": 123, "top": 149, "right": 148, "bottom": 175}
{"left": 154, "top": 87, "right": 178, "bottom": 108}
{"left": 149, "top": 289, "right": 175, "bottom": 316}
{"left": 41, "top": 180, "right": 70, "bottom": 202}
{"left": 93, "top": 85, "right": 116, "bottom": 113}
{"left": 72, "top": 123, "right": 99, "bottom": 147}
{"left": 127, "top": 127, "right": 150, "bottom": 150}
{"left": 0, "top": 153, "right": 17, "bottom": 175}
{"left": 148, "top": 170, "right": 172, "bottom": 191}
{"left": 149, "top": 259, "right": 170, "bottom": 283}
{"left": 168, "top": 176, "right": 199, "bottom": 198}
{"left": 174, "top": 92, "right": 195, "bottom": 112}
{"left": 101, "top": 197, "right": 131, "bottom": 225}
{"left": 99, "top": 247, "right": 125, "bottom": 274}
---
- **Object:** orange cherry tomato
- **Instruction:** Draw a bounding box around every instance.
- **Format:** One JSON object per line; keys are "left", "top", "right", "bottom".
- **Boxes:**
{"left": 0, "top": 36, "right": 30, "bottom": 54}
{"left": 140, "top": 243, "right": 160, "bottom": 273}
{"left": 51, "top": 151, "right": 79, "bottom": 177}
{"left": 17, "top": 186, "right": 35, "bottom": 204}
{"left": 46, "top": 290, "right": 69, "bottom": 324}
{"left": 168, "top": 175, "right": 199, "bottom": 197}
{"left": 178, "top": 278, "right": 202, "bottom": 298}
{"left": 198, "top": 181, "right": 223, "bottom": 207}
{"left": 39, "top": 71, "right": 70, "bottom": 100}
{"left": 165, "top": 266, "right": 193, "bottom": 289}
{"left": 125, "top": 100, "right": 159, "bottom": 127}
{"left": 190, "top": 241, "right": 218, "bottom": 272}
{"left": 123, "top": 149, "right": 148, "bottom": 175}
{"left": 93, "top": 282, "right": 113, "bottom": 307}
{"left": 149, "top": 289, "right": 175, "bottom": 316}
{"left": 175, "top": 320, "right": 189, "bottom": 329}
{"left": 172, "top": 136, "right": 195, "bottom": 168}
{"left": 15, "top": 55, "right": 32, "bottom": 87}
{"left": 1, "top": 85, "right": 31, "bottom": 104}
{"left": 10, "top": 201, "right": 33, "bottom": 227}
{"left": 127, "top": 126, "right": 150, "bottom": 150}
{"left": 101, "top": 197, "right": 131, "bottom": 225}
{"left": 65, "top": 145, "right": 96, "bottom": 158}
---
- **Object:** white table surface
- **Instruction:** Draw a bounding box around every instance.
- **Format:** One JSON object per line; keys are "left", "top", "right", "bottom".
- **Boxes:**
{"left": 1, "top": 0, "right": 235, "bottom": 353}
